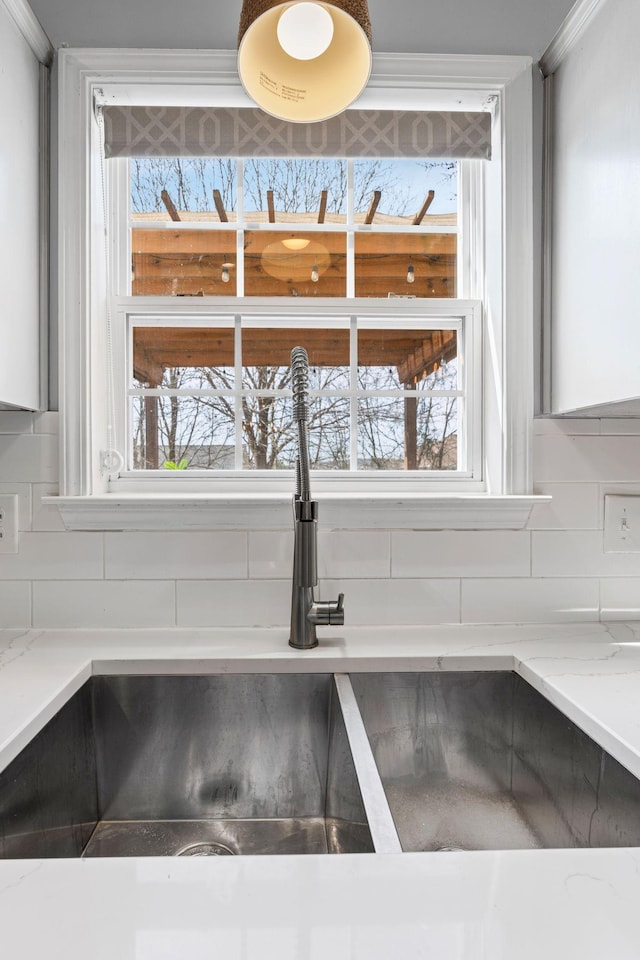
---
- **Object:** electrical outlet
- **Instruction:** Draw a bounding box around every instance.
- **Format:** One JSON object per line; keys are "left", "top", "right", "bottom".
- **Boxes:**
{"left": 604, "top": 495, "right": 640, "bottom": 553}
{"left": 0, "top": 494, "right": 18, "bottom": 554}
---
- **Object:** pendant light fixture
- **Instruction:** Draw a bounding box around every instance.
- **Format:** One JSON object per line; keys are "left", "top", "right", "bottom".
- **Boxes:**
{"left": 238, "top": 1, "right": 372, "bottom": 123}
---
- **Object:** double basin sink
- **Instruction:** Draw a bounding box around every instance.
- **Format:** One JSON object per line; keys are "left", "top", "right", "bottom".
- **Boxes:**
{"left": 2, "top": 670, "right": 640, "bottom": 858}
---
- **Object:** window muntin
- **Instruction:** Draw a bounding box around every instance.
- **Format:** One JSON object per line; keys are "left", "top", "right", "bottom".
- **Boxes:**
{"left": 125, "top": 313, "right": 469, "bottom": 475}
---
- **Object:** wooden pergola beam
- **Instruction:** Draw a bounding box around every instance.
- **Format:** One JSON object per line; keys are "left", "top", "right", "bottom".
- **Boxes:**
{"left": 267, "top": 190, "right": 276, "bottom": 223}
{"left": 161, "top": 190, "right": 181, "bottom": 222}
{"left": 132, "top": 327, "right": 457, "bottom": 375}
{"left": 318, "top": 190, "right": 328, "bottom": 224}
{"left": 364, "top": 190, "right": 381, "bottom": 225}
{"left": 413, "top": 190, "right": 435, "bottom": 225}
{"left": 213, "top": 189, "right": 228, "bottom": 222}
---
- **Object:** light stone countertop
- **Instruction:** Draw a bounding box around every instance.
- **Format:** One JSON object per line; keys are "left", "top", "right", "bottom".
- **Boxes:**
{"left": 1, "top": 621, "right": 640, "bottom": 959}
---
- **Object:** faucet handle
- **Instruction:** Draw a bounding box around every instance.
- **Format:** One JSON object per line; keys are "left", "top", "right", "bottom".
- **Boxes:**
{"left": 309, "top": 594, "right": 345, "bottom": 627}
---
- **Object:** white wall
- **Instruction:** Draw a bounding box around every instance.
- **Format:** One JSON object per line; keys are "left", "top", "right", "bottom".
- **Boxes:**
{"left": 550, "top": 0, "right": 640, "bottom": 412}
{"left": 2, "top": 411, "right": 640, "bottom": 627}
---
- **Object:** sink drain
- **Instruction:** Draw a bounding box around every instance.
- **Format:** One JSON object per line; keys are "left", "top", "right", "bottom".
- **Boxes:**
{"left": 177, "top": 841, "right": 236, "bottom": 857}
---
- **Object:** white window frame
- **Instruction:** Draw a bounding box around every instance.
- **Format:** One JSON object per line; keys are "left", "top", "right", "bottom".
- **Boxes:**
{"left": 114, "top": 300, "right": 481, "bottom": 493}
{"left": 51, "top": 49, "right": 544, "bottom": 531}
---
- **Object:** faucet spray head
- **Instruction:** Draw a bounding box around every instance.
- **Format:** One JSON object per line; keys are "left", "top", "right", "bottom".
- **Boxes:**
{"left": 291, "top": 346, "right": 310, "bottom": 423}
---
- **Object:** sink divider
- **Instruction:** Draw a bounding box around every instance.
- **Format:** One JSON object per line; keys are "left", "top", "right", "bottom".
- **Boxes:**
{"left": 333, "top": 673, "right": 402, "bottom": 854}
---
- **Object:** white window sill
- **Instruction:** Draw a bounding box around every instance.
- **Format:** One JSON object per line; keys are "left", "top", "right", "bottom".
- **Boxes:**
{"left": 43, "top": 494, "right": 550, "bottom": 531}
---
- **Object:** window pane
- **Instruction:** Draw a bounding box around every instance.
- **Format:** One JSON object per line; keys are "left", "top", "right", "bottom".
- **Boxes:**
{"left": 307, "top": 396, "right": 350, "bottom": 470}
{"left": 131, "top": 395, "right": 235, "bottom": 470}
{"left": 132, "top": 229, "right": 237, "bottom": 296}
{"left": 243, "top": 159, "right": 347, "bottom": 222}
{"left": 244, "top": 230, "right": 346, "bottom": 297}
{"left": 355, "top": 232, "right": 456, "bottom": 298}
{"left": 242, "top": 327, "right": 350, "bottom": 391}
{"left": 358, "top": 329, "right": 457, "bottom": 390}
{"left": 242, "top": 396, "right": 295, "bottom": 470}
{"left": 131, "top": 158, "right": 237, "bottom": 219}
{"left": 241, "top": 395, "right": 350, "bottom": 471}
{"left": 358, "top": 397, "right": 458, "bottom": 470}
{"left": 132, "top": 327, "right": 235, "bottom": 388}
{"left": 353, "top": 159, "right": 457, "bottom": 222}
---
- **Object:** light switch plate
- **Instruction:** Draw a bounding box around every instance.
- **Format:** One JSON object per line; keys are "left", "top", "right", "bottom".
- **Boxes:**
{"left": 604, "top": 495, "right": 640, "bottom": 553}
{"left": 0, "top": 494, "right": 19, "bottom": 553}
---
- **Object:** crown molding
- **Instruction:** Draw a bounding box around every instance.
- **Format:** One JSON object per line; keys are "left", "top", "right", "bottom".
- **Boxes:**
{"left": 540, "top": 0, "right": 608, "bottom": 76}
{"left": 0, "top": 0, "right": 53, "bottom": 65}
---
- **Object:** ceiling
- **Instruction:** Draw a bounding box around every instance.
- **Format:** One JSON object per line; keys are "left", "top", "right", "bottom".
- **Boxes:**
{"left": 28, "top": 0, "right": 576, "bottom": 60}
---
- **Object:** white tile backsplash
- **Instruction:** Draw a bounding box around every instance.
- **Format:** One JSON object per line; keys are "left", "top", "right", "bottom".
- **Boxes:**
{"left": 33, "top": 580, "right": 176, "bottom": 628}
{"left": 532, "top": 530, "right": 640, "bottom": 578}
{"left": 248, "top": 531, "right": 293, "bottom": 579}
{"left": 599, "top": 419, "right": 640, "bottom": 435}
{"left": 528, "top": 483, "right": 600, "bottom": 530}
{"left": 0, "top": 582, "right": 31, "bottom": 627}
{"left": 31, "top": 484, "right": 65, "bottom": 531}
{"left": 392, "top": 531, "right": 530, "bottom": 578}
{"left": 0, "top": 412, "right": 35, "bottom": 434}
{"left": 533, "top": 418, "right": 601, "bottom": 436}
{"left": 5, "top": 415, "right": 640, "bottom": 627}
{"left": 535, "top": 435, "right": 640, "bottom": 483}
{"left": 0, "top": 483, "right": 32, "bottom": 531}
{"left": 105, "top": 532, "right": 248, "bottom": 580}
{"left": 0, "top": 532, "right": 103, "bottom": 580}
{"left": 461, "top": 578, "right": 600, "bottom": 623}
{"left": 318, "top": 531, "right": 391, "bottom": 579}
{"left": 177, "top": 580, "right": 290, "bottom": 627}
{"left": 319, "top": 578, "right": 461, "bottom": 625}
{"left": 32, "top": 412, "right": 59, "bottom": 435}
{"left": 0, "top": 434, "right": 58, "bottom": 483}
{"left": 600, "top": 578, "right": 640, "bottom": 620}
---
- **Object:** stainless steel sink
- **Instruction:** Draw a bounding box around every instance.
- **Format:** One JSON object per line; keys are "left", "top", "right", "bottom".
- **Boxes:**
{"left": 2, "top": 670, "right": 640, "bottom": 859}
{"left": 351, "top": 671, "right": 640, "bottom": 852}
{"left": 0, "top": 674, "right": 374, "bottom": 858}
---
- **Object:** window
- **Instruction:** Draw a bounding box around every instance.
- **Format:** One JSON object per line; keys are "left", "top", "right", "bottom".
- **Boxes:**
{"left": 53, "top": 50, "right": 538, "bottom": 529}
{"left": 113, "top": 153, "right": 475, "bottom": 483}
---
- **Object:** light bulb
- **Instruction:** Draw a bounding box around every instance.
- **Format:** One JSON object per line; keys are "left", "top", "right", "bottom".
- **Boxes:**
{"left": 277, "top": 3, "right": 334, "bottom": 61}
{"left": 221, "top": 264, "right": 230, "bottom": 283}
{"left": 407, "top": 264, "right": 415, "bottom": 283}
{"left": 311, "top": 263, "right": 319, "bottom": 282}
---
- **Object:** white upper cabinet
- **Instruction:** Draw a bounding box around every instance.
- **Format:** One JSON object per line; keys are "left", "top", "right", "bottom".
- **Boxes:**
{"left": 0, "top": 0, "right": 50, "bottom": 410}
{"left": 546, "top": 0, "right": 640, "bottom": 415}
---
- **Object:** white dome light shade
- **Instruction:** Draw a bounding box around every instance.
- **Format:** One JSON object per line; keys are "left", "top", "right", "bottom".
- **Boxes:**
{"left": 277, "top": 3, "right": 334, "bottom": 60}
{"left": 238, "top": 1, "right": 372, "bottom": 123}
{"left": 282, "top": 236, "right": 311, "bottom": 250}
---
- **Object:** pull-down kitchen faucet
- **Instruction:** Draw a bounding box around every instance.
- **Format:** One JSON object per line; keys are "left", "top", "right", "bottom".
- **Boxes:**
{"left": 289, "top": 346, "right": 344, "bottom": 649}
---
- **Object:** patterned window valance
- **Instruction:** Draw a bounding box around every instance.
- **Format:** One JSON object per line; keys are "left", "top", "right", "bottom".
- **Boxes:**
{"left": 102, "top": 106, "right": 491, "bottom": 160}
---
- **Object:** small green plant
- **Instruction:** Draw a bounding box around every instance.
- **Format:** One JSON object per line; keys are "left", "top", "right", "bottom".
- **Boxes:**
{"left": 163, "top": 458, "right": 188, "bottom": 470}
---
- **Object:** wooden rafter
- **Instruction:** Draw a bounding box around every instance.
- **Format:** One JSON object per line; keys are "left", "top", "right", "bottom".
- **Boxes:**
{"left": 267, "top": 190, "right": 276, "bottom": 223}
{"left": 161, "top": 190, "right": 181, "bottom": 222}
{"left": 364, "top": 190, "right": 381, "bottom": 225}
{"left": 318, "top": 190, "right": 328, "bottom": 224}
{"left": 213, "top": 189, "right": 228, "bottom": 223}
{"left": 413, "top": 190, "right": 435, "bottom": 226}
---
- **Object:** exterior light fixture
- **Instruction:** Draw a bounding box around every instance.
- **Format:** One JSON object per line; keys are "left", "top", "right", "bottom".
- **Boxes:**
{"left": 311, "top": 262, "right": 319, "bottom": 282}
{"left": 282, "top": 236, "right": 311, "bottom": 251}
{"left": 407, "top": 264, "right": 415, "bottom": 283}
{"left": 221, "top": 262, "right": 232, "bottom": 283}
{"left": 238, "top": 1, "right": 372, "bottom": 123}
